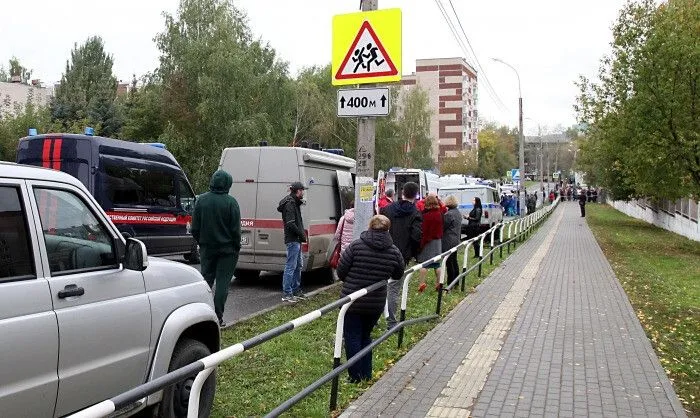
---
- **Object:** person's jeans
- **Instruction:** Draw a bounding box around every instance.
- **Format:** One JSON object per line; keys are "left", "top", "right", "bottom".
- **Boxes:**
{"left": 344, "top": 312, "right": 381, "bottom": 382}
{"left": 200, "top": 246, "right": 238, "bottom": 321}
{"left": 283, "top": 242, "right": 302, "bottom": 295}
{"left": 386, "top": 277, "right": 404, "bottom": 330}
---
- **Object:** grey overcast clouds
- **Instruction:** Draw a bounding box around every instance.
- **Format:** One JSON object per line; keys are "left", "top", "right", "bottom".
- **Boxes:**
{"left": 0, "top": 0, "right": 625, "bottom": 134}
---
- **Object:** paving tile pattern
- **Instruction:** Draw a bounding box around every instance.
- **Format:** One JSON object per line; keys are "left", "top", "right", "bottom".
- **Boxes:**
{"left": 342, "top": 203, "right": 685, "bottom": 417}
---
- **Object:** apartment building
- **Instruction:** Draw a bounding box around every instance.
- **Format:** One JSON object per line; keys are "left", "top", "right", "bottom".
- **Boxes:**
{"left": 400, "top": 57, "right": 478, "bottom": 165}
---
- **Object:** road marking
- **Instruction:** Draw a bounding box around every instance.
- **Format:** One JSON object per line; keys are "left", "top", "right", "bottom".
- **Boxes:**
{"left": 426, "top": 210, "right": 564, "bottom": 417}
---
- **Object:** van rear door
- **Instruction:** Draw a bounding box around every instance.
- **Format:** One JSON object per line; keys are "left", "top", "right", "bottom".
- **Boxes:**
{"left": 221, "top": 148, "right": 260, "bottom": 266}
{"left": 16, "top": 136, "right": 92, "bottom": 191}
{"left": 336, "top": 170, "right": 354, "bottom": 217}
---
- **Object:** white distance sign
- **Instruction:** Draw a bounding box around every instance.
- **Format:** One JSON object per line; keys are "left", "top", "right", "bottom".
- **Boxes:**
{"left": 337, "top": 87, "right": 390, "bottom": 117}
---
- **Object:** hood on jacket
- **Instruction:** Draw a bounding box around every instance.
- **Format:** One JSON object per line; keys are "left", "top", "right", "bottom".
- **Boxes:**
{"left": 388, "top": 200, "right": 417, "bottom": 218}
{"left": 209, "top": 170, "right": 233, "bottom": 194}
{"left": 344, "top": 208, "right": 356, "bottom": 224}
{"left": 360, "top": 229, "right": 394, "bottom": 251}
{"left": 277, "top": 194, "right": 302, "bottom": 212}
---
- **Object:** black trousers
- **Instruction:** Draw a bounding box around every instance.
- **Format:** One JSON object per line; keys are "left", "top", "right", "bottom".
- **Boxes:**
{"left": 445, "top": 251, "right": 459, "bottom": 286}
{"left": 580, "top": 203, "right": 586, "bottom": 217}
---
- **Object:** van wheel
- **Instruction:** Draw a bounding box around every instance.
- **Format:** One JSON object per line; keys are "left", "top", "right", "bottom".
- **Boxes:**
{"left": 184, "top": 244, "right": 200, "bottom": 264}
{"left": 158, "top": 339, "right": 215, "bottom": 418}
{"left": 317, "top": 267, "right": 336, "bottom": 285}
{"left": 235, "top": 269, "right": 260, "bottom": 283}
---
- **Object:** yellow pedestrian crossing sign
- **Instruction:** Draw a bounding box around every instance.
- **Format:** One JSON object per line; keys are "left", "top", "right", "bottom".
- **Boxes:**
{"left": 332, "top": 8, "right": 402, "bottom": 86}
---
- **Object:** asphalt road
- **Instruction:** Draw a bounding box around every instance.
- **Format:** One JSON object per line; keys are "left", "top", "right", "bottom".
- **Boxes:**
{"left": 167, "top": 256, "right": 334, "bottom": 325}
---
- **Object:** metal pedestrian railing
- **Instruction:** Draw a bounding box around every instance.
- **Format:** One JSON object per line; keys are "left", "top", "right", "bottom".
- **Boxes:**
{"left": 70, "top": 199, "right": 559, "bottom": 418}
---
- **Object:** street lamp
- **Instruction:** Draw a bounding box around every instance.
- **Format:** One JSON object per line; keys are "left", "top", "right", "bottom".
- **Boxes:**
{"left": 492, "top": 57, "right": 524, "bottom": 216}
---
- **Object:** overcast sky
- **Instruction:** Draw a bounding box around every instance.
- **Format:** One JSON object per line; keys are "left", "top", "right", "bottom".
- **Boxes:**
{"left": 0, "top": 0, "right": 624, "bottom": 134}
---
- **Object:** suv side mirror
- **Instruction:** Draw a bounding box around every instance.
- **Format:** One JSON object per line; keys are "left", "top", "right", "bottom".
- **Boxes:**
{"left": 124, "top": 238, "right": 148, "bottom": 271}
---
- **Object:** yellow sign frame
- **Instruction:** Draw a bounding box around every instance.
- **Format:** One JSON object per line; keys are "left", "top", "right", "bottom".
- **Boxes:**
{"left": 332, "top": 8, "right": 402, "bottom": 86}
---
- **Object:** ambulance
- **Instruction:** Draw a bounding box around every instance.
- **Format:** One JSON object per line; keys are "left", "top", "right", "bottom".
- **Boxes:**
{"left": 219, "top": 146, "right": 355, "bottom": 281}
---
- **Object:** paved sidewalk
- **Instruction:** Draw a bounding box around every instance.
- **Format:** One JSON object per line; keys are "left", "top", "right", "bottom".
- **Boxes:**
{"left": 342, "top": 202, "right": 686, "bottom": 417}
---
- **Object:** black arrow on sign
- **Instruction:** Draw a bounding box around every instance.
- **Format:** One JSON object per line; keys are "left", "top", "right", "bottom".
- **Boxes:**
{"left": 339, "top": 97, "right": 346, "bottom": 108}
{"left": 380, "top": 95, "right": 387, "bottom": 107}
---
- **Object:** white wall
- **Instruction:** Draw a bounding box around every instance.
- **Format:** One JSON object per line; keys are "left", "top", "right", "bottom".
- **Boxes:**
{"left": 608, "top": 199, "right": 700, "bottom": 242}
{"left": 0, "top": 81, "right": 53, "bottom": 116}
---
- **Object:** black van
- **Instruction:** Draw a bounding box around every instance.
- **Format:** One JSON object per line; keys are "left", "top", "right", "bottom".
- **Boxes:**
{"left": 16, "top": 133, "right": 200, "bottom": 262}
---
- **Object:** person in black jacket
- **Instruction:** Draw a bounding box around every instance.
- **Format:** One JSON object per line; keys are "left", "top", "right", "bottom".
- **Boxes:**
{"left": 277, "top": 181, "right": 307, "bottom": 303}
{"left": 380, "top": 181, "right": 422, "bottom": 330}
{"left": 336, "top": 215, "right": 405, "bottom": 383}
{"left": 466, "top": 197, "right": 483, "bottom": 258}
{"left": 578, "top": 188, "right": 587, "bottom": 217}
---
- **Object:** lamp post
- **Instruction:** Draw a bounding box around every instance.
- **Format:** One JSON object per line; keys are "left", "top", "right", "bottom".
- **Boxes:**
{"left": 492, "top": 57, "right": 524, "bottom": 216}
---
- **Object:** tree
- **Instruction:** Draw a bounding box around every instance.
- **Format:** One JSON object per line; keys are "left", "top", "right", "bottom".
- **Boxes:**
{"left": 0, "top": 65, "right": 7, "bottom": 82}
{"left": 440, "top": 149, "right": 478, "bottom": 175}
{"left": 474, "top": 123, "right": 517, "bottom": 180}
{"left": 155, "top": 0, "right": 296, "bottom": 190}
{"left": 51, "top": 37, "right": 122, "bottom": 137}
{"left": 8, "top": 57, "right": 32, "bottom": 84}
{"left": 575, "top": 0, "right": 699, "bottom": 200}
{"left": 119, "top": 74, "right": 166, "bottom": 141}
{"left": 395, "top": 86, "right": 434, "bottom": 169}
{"left": 0, "top": 103, "right": 52, "bottom": 161}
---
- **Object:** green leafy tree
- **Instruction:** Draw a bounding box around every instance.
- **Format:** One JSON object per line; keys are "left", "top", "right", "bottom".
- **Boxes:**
{"left": 475, "top": 123, "right": 517, "bottom": 179}
{"left": 155, "top": 0, "right": 296, "bottom": 190}
{"left": 575, "top": 0, "right": 699, "bottom": 200}
{"left": 396, "top": 86, "right": 433, "bottom": 169}
{"left": 0, "top": 103, "right": 52, "bottom": 161}
{"left": 8, "top": 57, "right": 32, "bottom": 84}
{"left": 440, "top": 149, "right": 478, "bottom": 175}
{"left": 51, "top": 37, "right": 122, "bottom": 137}
{"left": 119, "top": 74, "right": 166, "bottom": 141}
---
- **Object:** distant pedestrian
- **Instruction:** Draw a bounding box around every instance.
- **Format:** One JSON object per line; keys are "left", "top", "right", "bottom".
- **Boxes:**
{"left": 380, "top": 182, "right": 422, "bottom": 330}
{"left": 465, "top": 196, "right": 483, "bottom": 258}
{"left": 277, "top": 181, "right": 308, "bottom": 303}
{"left": 549, "top": 191, "right": 555, "bottom": 204}
{"left": 378, "top": 189, "right": 394, "bottom": 211}
{"left": 334, "top": 202, "right": 355, "bottom": 254}
{"left": 337, "top": 215, "right": 405, "bottom": 383}
{"left": 192, "top": 170, "right": 241, "bottom": 328}
{"left": 592, "top": 188, "right": 598, "bottom": 203}
{"left": 442, "top": 195, "right": 462, "bottom": 286}
{"left": 578, "top": 188, "right": 587, "bottom": 217}
{"left": 417, "top": 195, "right": 444, "bottom": 290}
{"left": 587, "top": 187, "right": 592, "bottom": 202}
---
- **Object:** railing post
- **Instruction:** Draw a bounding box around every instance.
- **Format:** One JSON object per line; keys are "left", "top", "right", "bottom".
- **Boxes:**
{"left": 490, "top": 227, "right": 496, "bottom": 265}
{"left": 499, "top": 223, "right": 505, "bottom": 258}
{"left": 330, "top": 301, "right": 355, "bottom": 411}
{"left": 397, "top": 272, "right": 414, "bottom": 348}
{"left": 460, "top": 240, "right": 470, "bottom": 293}
{"left": 436, "top": 254, "right": 449, "bottom": 315}
{"left": 477, "top": 234, "right": 486, "bottom": 277}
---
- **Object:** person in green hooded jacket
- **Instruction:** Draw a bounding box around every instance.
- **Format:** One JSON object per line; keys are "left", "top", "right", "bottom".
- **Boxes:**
{"left": 192, "top": 170, "right": 241, "bottom": 328}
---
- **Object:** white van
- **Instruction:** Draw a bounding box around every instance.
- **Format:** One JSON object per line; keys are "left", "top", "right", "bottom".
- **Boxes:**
{"left": 380, "top": 168, "right": 440, "bottom": 200}
{"left": 219, "top": 146, "right": 355, "bottom": 281}
{"left": 437, "top": 184, "right": 503, "bottom": 233}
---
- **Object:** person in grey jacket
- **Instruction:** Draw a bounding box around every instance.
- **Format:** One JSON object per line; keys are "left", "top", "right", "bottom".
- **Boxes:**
{"left": 442, "top": 195, "right": 462, "bottom": 286}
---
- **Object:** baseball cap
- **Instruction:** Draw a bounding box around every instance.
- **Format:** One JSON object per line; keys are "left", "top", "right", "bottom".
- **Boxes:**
{"left": 290, "top": 181, "right": 308, "bottom": 191}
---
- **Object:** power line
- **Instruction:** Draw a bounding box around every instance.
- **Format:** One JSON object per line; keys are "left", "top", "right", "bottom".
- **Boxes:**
{"left": 446, "top": 0, "right": 510, "bottom": 112}
{"left": 433, "top": 0, "right": 509, "bottom": 115}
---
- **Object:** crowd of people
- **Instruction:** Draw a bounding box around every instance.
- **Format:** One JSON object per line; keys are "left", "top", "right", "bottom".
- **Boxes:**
{"left": 191, "top": 168, "right": 600, "bottom": 383}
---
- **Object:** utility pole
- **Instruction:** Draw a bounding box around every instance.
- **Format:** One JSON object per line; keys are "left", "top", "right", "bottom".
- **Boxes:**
{"left": 353, "top": 0, "right": 378, "bottom": 240}
{"left": 539, "top": 126, "right": 543, "bottom": 197}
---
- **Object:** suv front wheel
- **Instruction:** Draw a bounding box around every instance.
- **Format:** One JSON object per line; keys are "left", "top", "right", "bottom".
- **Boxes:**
{"left": 158, "top": 339, "right": 215, "bottom": 418}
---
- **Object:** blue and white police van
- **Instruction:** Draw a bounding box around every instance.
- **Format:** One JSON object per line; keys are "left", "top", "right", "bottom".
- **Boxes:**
{"left": 437, "top": 184, "right": 503, "bottom": 233}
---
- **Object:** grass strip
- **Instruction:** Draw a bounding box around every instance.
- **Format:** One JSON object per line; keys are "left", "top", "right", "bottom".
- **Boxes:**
{"left": 210, "top": 225, "right": 544, "bottom": 417}
{"left": 586, "top": 204, "right": 699, "bottom": 415}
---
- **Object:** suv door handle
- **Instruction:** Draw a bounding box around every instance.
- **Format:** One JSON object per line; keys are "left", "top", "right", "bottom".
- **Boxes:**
{"left": 58, "top": 284, "right": 85, "bottom": 299}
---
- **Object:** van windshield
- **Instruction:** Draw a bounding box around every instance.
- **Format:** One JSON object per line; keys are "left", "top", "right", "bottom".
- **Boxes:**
{"left": 439, "top": 188, "right": 488, "bottom": 205}
{"left": 100, "top": 157, "right": 177, "bottom": 208}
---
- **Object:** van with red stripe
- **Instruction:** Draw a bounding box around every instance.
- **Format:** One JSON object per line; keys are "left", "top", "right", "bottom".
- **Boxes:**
{"left": 16, "top": 133, "right": 200, "bottom": 262}
{"left": 219, "top": 146, "right": 355, "bottom": 281}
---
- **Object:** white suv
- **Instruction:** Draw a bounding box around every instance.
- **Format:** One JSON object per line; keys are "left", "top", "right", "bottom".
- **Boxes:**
{"left": 0, "top": 162, "right": 219, "bottom": 417}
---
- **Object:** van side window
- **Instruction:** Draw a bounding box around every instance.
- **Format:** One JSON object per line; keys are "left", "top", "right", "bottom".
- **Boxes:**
{"left": 179, "top": 178, "right": 196, "bottom": 213}
{"left": 0, "top": 186, "right": 34, "bottom": 281}
{"left": 33, "top": 188, "right": 117, "bottom": 275}
{"left": 102, "top": 160, "right": 176, "bottom": 208}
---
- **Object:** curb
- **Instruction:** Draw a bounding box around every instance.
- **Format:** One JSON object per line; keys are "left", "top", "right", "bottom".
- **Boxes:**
{"left": 222, "top": 281, "right": 342, "bottom": 329}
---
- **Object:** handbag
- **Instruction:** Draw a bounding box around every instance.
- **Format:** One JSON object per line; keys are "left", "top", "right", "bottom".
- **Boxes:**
{"left": 329, "top": 218, "right": 345, "bottom": 269}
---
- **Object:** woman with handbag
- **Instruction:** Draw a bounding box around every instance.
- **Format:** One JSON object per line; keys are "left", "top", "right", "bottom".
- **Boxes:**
{"left": 330, "top": 202, "right": 355, "bottom": 269}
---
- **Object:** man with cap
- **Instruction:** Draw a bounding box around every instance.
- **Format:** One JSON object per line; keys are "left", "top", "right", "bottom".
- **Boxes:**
{"left": 277, "top": 181, "right": 308, "bottom": 302}
{"left": 192, "top": 170, "right": 241, "bottom": 328}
